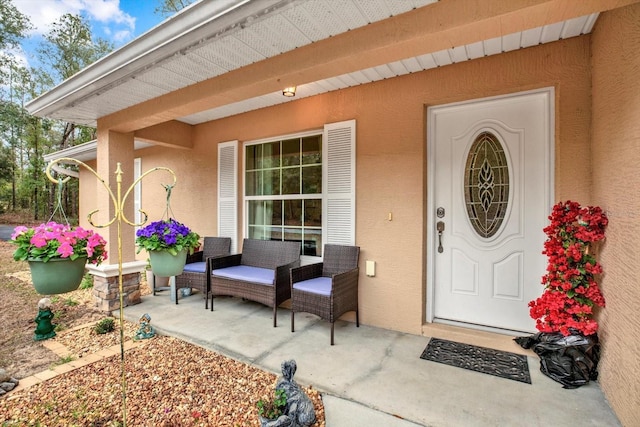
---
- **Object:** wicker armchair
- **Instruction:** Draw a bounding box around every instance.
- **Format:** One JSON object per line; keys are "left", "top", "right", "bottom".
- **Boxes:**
{"left": 290, "top": 244, "right": 360, "bottom": 345}
{"left": 174, "top": 237, "right": 231, "bottom": 307}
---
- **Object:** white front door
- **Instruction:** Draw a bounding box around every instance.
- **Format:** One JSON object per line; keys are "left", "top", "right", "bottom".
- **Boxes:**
{"left": 427, "top": 88, "right": 554, "bottom": 333}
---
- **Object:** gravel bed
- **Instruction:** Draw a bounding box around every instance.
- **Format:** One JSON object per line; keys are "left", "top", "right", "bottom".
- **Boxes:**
{"left": 54, "top": 319, "right": 139, "bottom": 358}
{"left": 0, "top": 334, "right": 325, "bottom": 426}
{"left": 0, "top": 250, "right": 326, "bottom": 427}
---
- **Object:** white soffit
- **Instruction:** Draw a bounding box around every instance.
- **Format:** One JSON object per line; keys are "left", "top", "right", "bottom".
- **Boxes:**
{"left": 178, "top": 12, "right": 599, "bottom": 125}
{"left": 30, "top": 0, "right": 599, "bottom": 127}
{"left": 43, "top": 140, "right": 152, "bottom": 163}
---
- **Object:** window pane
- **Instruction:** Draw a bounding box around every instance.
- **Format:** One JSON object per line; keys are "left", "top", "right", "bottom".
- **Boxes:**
{"left": 247, "top": 200, "right": 264, "bottom": 225}
{"left": 262, "top": 142, "right": 280, "bottom": 168}
{"left": 302, "top": 165, "right": 322, "bottom": 194}
{"left": 282, "top": 167, "right": 300, "bottom": 194}
{"left": 246, "top": 145, "right": 261, "bottom": 169}
{"left": 269, "top": 200, "right": 282, "bottom": 226}
{"left": 248, "top": 225, "right": 266, "bottom": 240}
{"left": 303, "top": 229, "right": 322, "bottom": 256}
{"left": 246, "top": 170, "right": 261, "bottom": 196}
{"left": 282, "top": 138, "right": 300, "bottom": 166}
{"left": 267, "top": 226, "right": 283, "bottom": 241}
{"left": 284, "top": 199, "right": 302, "bottom": 226}
{"left": 302, "top": 136, "right": 321, "bottom": 165}
{"left": 304, "top": 199, "right": 321, "bottom": 227}
{"left": 284, "top": 227, "right": 302, "bottom": 246}
{"left": 264, "top": 169, "right": 280, "bottom": 195}
{"left": 464, "top": 131, "right": 509, "bottom": 238}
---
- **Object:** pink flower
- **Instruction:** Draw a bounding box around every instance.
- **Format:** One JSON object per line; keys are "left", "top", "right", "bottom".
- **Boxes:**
{"left": 10, "top": 226, "right": 28, "bottom": 240}
{"left": 57, "top": 242, "right": 74, "bottom": 258}
{"left": 30, "top": 235, "right": 48, "bottom": 248}
{"left": 10, "top": 221, "right": 108, "bottom": 265}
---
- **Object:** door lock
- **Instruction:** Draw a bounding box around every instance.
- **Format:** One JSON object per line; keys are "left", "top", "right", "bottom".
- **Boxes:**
{"left": 436, "top": 221, "right": 445, "bottom": 253}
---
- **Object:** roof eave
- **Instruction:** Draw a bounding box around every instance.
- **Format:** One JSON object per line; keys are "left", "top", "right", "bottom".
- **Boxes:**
{"left": 25, "top": 0, "right": 285, "bottom": 119}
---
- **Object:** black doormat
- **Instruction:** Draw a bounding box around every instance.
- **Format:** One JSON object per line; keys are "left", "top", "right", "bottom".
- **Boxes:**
{"left": 420, "top": 338, "right": 531, "bottom": 384}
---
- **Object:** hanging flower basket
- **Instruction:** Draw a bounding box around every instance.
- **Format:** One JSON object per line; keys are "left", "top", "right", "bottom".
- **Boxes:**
{"left": 148, "top": 249, "right": 188, "bottom": 277}
{"left": 136, "top": 218, "right": 200, "bottom": 277}
{"left": 10, "top": 222, "right": 108, "bottom": 295}
{"left": 28, "top": 256, "right": 87, "bottom": 294}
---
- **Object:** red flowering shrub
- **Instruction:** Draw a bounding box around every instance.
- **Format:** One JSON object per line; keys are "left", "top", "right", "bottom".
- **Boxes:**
{"left": 529, "top": 201, "right": 608, "bottom": 336}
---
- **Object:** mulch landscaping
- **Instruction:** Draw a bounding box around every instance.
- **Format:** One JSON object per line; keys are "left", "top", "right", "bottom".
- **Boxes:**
{"left": 0, "top": 239, "right": 325, "bottom": 426}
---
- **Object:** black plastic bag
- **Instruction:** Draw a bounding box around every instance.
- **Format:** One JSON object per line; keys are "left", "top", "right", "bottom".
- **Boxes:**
{"left": 514, "top": 331, "right": 600, "bottom": 389}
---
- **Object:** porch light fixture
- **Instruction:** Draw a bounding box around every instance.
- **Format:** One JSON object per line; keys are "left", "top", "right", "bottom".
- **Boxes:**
{"left": 283, "top": 86, "right": 296, "bottom": 97}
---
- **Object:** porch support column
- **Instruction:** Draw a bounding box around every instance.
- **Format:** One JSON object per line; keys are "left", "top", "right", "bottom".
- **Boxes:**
{"left": 96, "top": 129, "right": 136, "bottom": 261}
{"left": 89, "top": 129, "right": 144, "bottom": 312}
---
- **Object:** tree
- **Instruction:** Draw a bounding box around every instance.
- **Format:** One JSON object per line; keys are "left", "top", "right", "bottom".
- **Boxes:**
{"left": 37, "top": 14, "right": 113, "bottom": 88}
{"left": 0, "top": 0, "right": 31, "bottom": 51}
{"left": 37, "top": 15, "right": 112, "bottom": 138}
{"left": 34, "top": 14, "right": 114, "bottom": 220}
{"left": 0, "top": 0, "right": 32, "bottom": 213}
{"left": 1, "top": 62, "right": 59, "bottom": 218}
{"left": 154, "top": 0, "right": 196, "bottom": 18}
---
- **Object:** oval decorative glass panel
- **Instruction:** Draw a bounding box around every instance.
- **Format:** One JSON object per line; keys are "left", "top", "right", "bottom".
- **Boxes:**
{"left": 464, "top": 131, "right": 509, "bottom": 238}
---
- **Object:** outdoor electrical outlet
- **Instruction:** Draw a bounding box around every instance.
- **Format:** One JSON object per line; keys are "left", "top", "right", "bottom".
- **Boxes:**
{"left": 366, "top": 260, "right": 376, "bottom": 277}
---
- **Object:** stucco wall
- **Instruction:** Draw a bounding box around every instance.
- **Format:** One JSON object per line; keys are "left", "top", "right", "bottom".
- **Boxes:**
{"left": 591, "top": 4, "right": 640, "bottom": 426}
{"left": 116, "top": 36, "right": 590, "bottom": 335}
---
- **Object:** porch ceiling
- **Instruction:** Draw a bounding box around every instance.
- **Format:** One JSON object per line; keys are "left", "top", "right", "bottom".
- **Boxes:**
{"left": 25, "top": 0, "right": 635, "bottom": 132}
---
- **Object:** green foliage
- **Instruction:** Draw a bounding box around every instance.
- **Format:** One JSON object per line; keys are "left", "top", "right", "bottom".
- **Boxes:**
{"left": 0, "top": 0, "right": 32, "bottom": 51}
{"left": 257, "top": 388, "right": 287, "bottom": 420}
{"left": 154, "top": 0, "right": 196, "bottom": 18}
{"left": 94, "top": 317, "right": 115, "bottom": 335}
{"left": 51, "top": 354, "right": 74, "bottom": 366}
{"left": 64, "top": 298, "right": 78, "bottom": 306}
{"left": 80, "top": 273, "right": 94, "bottom": 289}
{"left": 37, "top": 14, "right": 113, "bottom": 82}
{"left": 135, "top": 218, "right": 201, "bottom": 255}
{"left": 1, "top": 9, "right": 110, "bottom": 222}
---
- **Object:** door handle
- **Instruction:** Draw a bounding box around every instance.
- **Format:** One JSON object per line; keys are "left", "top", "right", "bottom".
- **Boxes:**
{"left": 436, "top": 221, "right": 445, "bottom": 253}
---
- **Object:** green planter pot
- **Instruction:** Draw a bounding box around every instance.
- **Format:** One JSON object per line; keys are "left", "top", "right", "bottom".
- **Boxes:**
{"left": 148, "top": 249, "right": 187, "bottom": 277}
{"left": 28, "top": 257, "right": 87, "bottom": 295}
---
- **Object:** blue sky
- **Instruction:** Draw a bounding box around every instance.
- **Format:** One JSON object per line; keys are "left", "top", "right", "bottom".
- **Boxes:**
{"left": 11, "top": 0, "right": 171, "bottom": 69}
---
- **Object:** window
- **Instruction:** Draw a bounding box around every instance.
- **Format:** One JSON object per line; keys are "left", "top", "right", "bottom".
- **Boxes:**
{"left": 226, "top": 120, "right": 354, "bottom": 259}
{"left": 464, "top": 131, "right": 509, "bottom": 238}
{"left": 245, "top": 134, "right": 323, "bottom": 256}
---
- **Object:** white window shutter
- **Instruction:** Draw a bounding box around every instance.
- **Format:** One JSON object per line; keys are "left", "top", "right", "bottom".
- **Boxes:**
{"left": 323, "top": 120, "right": 356, "bottom": 246}
{"left": 218, "top": 141, "right": 238, "bottom": 253}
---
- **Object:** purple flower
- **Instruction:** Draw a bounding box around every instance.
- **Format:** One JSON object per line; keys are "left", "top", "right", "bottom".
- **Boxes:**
{"left": 135, "top": 218, "right": 200, "bottom": 254}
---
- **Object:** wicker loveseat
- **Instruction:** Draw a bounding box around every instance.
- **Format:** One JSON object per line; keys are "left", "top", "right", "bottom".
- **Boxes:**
{"left": 174, "top": 237, "right": 231, "bottom": 308}
{"left": 208, "top": 238, "right": 301, "bottom": 327}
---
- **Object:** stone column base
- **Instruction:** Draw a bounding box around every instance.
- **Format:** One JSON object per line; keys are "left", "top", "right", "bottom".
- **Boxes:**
{"left": 87, "top": 261, "right": 146, "bottom": 313}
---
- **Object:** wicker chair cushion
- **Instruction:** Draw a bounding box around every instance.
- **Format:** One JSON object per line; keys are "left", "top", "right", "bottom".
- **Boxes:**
{"left": 183, "top": 262, "right": 206, "bottom": 273}
{"left": 292, "top": 277, "right": 332, "bottom": 296}
{"left": 212, "top": 265, "right": 274, "bottom": 285}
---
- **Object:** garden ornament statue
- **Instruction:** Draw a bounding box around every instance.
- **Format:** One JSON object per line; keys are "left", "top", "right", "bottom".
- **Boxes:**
{"left": 264, "top": 360, "right": 316, "bottom": 427}
{"left": 33, "top": 298, "right": 56, "bottom": 341}
{"left": 134, "top": 313, "right": 155, "bottom": 340}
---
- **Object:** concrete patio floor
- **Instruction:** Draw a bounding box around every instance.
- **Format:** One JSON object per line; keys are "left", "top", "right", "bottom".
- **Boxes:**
{"left": 121, "top": 290, "right": 620, "bottom": 427}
